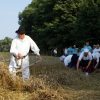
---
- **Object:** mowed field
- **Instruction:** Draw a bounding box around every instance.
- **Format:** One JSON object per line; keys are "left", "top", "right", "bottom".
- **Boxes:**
{"left": 0, "top": 52, "right": 100, "bottom": 100}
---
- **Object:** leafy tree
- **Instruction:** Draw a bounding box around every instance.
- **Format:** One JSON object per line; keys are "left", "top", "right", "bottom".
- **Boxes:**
{"left": 19, "top": 0, "right": 82, "bottom": 52}
{"left": 0, "top": 37, "right": 12, "bottom": 52}
{"left": 18, "top": 0, "right": 100, "bottom": 53}
{"left": 73, "top": 0, "right": 100, "bottom": 45}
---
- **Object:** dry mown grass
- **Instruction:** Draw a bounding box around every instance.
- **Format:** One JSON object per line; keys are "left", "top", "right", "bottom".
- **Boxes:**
{"left": 0, "top": 55, "right": 100, "bottom": 100}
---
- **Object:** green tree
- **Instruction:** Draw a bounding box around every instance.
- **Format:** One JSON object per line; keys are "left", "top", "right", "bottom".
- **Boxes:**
{"left": 19, "top": 0, "right": 82, "bottom": 52}
{"left": 18, "top": 0, "right": 100, "bottom": 53}
{"left": 73, "top": 0, "right": 100, "bottom": 45}
{"left": 0, "top": 37, "right": 12, "bottom": 52}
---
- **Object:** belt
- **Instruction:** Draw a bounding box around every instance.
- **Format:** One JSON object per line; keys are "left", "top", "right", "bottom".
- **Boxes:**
{"left": 13, "top": 54, "right": 28, "bottom": 69}
{"left": 13, "top": 54, "right": 28, "bottom": 59}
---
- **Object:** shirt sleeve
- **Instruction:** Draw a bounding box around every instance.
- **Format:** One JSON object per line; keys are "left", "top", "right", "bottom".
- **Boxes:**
{"left": 89, "top": 53, "right": 92, "bottom": 60}
{"left": 78, "top": 52, "right": 83, "bottom": 61}
{"left": 29, "top": 37, "right": 40, "bottom": 56}
{"left": 97, "top": 56, "right": 99, "bottom": 63}
{"left": 10, "top": 39, "right": 18, "bottom": 56}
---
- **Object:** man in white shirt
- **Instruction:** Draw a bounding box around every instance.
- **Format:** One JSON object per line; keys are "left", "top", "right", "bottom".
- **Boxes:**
{"left": 92, "top": 52, "right": 100, "bottom": 69}
{"left": 60, "top": 55, "right": 66, "bottom": 62}
{"left": 93, "top": 44, "right": 100, "bottom": 53}
{"left": 64, "top": 47, "right": 68, "bottom": 56}
{"left": 9, "top": 27, "right": 41, "bottom": 80}
{"left": 64, "top": 55, "right": 73, "bottom": 67}
{"left": 53, "top": 48, "right": 57, "bottom": 56}
{"left": 76, "top": 49, "right": 93, "bottom": 75}
{"left": 64, "top": 54, "right": 79, "bottom": 68}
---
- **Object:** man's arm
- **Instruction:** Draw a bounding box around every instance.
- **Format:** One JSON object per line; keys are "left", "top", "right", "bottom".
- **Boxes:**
{"left": 10, "top": 40, "right": 18, "bottom": 57}
{"left": 94, "top": 56, "right": 99, "bottom": 69}
{"left": 86, "top": 53, "right": 92, "bottom": 69}
{"left": 29, "top": 37, "right": 40, "bottom": 56}
{"left": 76, "top": 53, "right": 83, "bottom": 70}
{"left": 86, "top": 60, "right": 92, "bottom": 69}
{"left": 29, "top": 37, "right": 42, "bottom": 61}
{"left": 94, "top": 57, "right": 99, "bottom": 69}
{"left": 76, "top": 60, "right": 80, "bottom": 71}
{"left": 94, "top": 62, "right": 99, "bottom": 69}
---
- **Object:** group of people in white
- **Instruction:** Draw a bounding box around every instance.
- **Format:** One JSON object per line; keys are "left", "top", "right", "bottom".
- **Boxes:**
{"left": 60, "top": 41, "right": 100, "bottom": 76}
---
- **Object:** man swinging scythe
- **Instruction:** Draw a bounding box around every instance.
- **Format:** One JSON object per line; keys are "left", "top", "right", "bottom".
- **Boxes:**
{"left": 9, "top": 27, "right": 41, "bottom": 80}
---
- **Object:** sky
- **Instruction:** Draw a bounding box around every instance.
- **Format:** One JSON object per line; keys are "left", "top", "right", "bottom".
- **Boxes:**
{"left": 0, "top": 0, "right": 32, "bottom": 40}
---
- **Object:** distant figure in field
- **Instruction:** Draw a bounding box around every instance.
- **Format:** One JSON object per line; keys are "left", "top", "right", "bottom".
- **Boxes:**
{"left": 81, "top": 41, "right": 92, "bottom": 52}
{"left": 92, "top": 52, "right": 100, "bottom": 69}
{"left": 60, "top": 55, "right": 66, "bottom": 62}
{"left": 64, "top": 47, "right": 68, "bottom": 56}
{"left": 72, "top": 45, "right": 78, "bottom": 55}
{"left": 64, "top": 55, "right": 73, "bottom": 67}
{"left": 67, "top": 46, "right": 73, "bottom": 55}
{"left": 76, "top": 49, "right": 93, "bottom": 76}
{"left": 9, "top": 27, "right": 41, "bottom": 80}
{"left": 93, "top": 44, "right": 100, "bottom": 53}
{"left": 59, "top": 47, "right": 67, "bottom": 62}
{"left": 53, "top": 48, "right": 58, "bottom": 56}
{"left": 92, "top": 44, "right": 97, "bottom": 53}
{"left": 63, "top": 45, "right": 79, "bottom": 68}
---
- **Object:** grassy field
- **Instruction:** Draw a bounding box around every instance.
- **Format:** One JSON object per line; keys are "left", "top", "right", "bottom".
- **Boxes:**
{"left": 0, "top": 53, "right": 100, "bottom": 100}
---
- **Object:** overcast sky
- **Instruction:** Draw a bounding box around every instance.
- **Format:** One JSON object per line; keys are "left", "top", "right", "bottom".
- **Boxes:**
{"left": 0, "top": 0, "right": 32, "bottom": 40}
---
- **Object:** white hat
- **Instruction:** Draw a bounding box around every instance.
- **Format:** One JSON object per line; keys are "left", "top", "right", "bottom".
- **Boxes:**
{"left": 84, "top": 49, "right": 89, "bottom": 52}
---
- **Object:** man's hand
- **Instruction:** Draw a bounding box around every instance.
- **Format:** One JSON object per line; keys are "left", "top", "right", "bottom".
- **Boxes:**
{"left": 17, "top": 53, "right": 23, "bottom": 59}
{"left": 76, "top": 60, "right": 80, "bottom": 71}
{"left": 86, "top": 66, "right": 89, "bottom": 69}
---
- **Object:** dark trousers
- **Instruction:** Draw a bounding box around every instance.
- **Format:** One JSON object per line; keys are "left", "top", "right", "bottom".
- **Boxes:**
{"left": 80, "top": 60, "right": 94, "bottom": 73}
{"left": 68, "top": 54, "right": 79, "bottom": 68}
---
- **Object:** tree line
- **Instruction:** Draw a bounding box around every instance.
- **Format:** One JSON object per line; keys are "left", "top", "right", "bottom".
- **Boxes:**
{"left": 0, "top": 37, "right": 12, "bottom": 52}
{"left": 18, "top": 0, "right": 100, "bottom": 54}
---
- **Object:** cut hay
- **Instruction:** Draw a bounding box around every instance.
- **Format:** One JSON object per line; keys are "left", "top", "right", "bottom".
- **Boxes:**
{"left": 0, "top": 56, "right": 100, "bottom": 100}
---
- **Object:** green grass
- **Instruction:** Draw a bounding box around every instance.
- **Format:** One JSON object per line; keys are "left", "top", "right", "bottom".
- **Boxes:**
{"left": 0, "top": 53, "right": 100, "bottom": 100}
{"left": 0, "top": 52, "right": 10, "bottom": 63}
{"left": 30, "top": 56, "right": 100, "bottom": 100}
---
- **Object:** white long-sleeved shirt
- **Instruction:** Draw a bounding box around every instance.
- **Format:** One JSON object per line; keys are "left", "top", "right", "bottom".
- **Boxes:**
{"left": 64, "top": 55, "right": 73, "bottom": 66}
{"left": 78, "top": 51, "right": 92, "bottom": 61}
{"left": 10, "top": 35, "right": 40, "bottom": 56}
{"left": 92, "top": 52, "right": 100, "bottom": 63}
{"left": 93, "top": 48, "right": 100, "bottom": 53}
